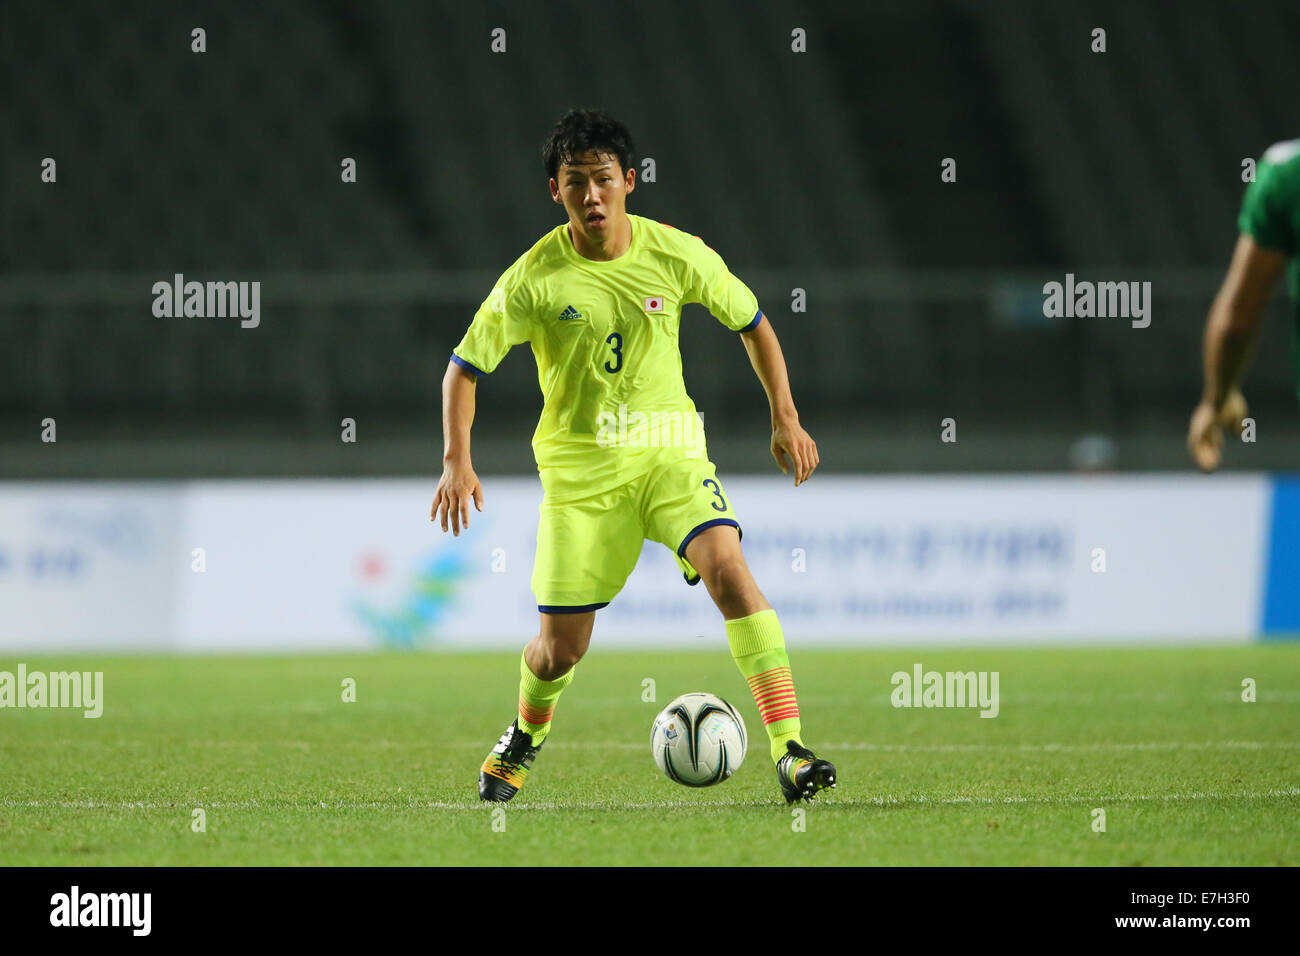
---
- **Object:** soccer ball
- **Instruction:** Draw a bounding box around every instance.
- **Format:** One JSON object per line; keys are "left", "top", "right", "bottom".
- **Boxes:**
{"left": 650, "top": 692, "right": 747, "bottom": 787}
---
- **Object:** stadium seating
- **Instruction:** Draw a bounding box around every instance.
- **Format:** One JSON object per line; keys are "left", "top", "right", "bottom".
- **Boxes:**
{"left": 2, "top": 0, "right": 1297, "bottom": 467}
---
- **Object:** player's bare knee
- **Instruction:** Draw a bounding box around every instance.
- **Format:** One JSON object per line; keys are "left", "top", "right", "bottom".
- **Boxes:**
{"left": 530, "top": 640, "right": 582, "bottom": 679}
{"left": 533, "top": 618, "right": 590, "bottom": 676}
{"left": 550, "top": 642, "right": 585, "bottom": 674}
{"left": 700, "top": 555, "right": 753, "bottom": 601}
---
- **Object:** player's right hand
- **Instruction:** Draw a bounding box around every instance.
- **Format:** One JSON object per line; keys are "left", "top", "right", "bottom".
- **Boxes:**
{"left": 432, "top": 458, "right": 484, "bottom": 536}
{"left": 1187, "top": 388, "right": 1248, "bottom": 473}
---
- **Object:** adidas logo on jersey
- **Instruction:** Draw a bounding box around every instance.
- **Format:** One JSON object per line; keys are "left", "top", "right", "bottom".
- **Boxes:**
{"left": 558, "top": 305, "right": 583, "bottom": 320}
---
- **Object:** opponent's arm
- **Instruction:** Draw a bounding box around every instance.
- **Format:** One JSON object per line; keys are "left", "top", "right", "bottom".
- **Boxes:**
{"left": 432, "top": 360, "right": 485, "bottom": 534}
{"left": 740, "top": 314, "right": 819, "bottom": 485}
{"left": 1188, "top": 234, "right": 1286, "bottom": 472}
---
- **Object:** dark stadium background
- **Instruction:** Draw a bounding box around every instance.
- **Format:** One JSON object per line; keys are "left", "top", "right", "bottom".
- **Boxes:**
{"left": 3, "top": 0, "right": 1298, "bottom": 481}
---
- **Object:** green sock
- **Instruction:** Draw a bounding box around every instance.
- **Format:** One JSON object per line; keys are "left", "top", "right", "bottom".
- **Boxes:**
{"left": 516, "top": 650, "right": 574, "bottom": 745}
{"left": 725, "top": 609, "right": 803, "bottom": 763}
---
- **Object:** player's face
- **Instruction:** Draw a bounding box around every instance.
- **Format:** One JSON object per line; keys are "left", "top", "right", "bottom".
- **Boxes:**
{"left": 550, "top": 150, "right": 636, "bottom": 240}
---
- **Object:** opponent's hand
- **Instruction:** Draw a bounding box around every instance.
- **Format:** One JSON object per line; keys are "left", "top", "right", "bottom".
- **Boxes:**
{"left": 772, "top": 416, "right": 819, "bottom": 486}
{"left": 1188, "top": 387, "right": 1248, "bottom": 473}
{"left": 432, "top": 457, "right": 484, "bottom": 535}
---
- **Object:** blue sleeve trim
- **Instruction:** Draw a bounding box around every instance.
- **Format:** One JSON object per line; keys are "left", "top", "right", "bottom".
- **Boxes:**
{"left": 538, "top": 602, "right": 610, "bottom": 614}
{"left": 739, "top": 309, "right": 763, "bottom": 333}
{"left": 677, "top": 518, "right": 742, "bottom": 558}
{"left": 450, "top": 353, "right": 487, "bottom": 377}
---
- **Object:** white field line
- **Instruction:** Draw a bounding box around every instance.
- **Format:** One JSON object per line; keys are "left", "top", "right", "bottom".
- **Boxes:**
{"left": 2, "top": 787, "right": 1298, "bottom": 813}
{"left": 552, "top": 740, "right": 1300, "bottom": 752}
{"left": 4, "top": 739, "right": 1298, "bottom": 753}
{"left": 21, "top": 689, "right": 1299, "bottom": 720}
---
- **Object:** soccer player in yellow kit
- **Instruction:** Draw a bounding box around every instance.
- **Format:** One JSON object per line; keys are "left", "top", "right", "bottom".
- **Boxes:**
{"left": 432, "top": 109, "right": 836, "bottom": 803}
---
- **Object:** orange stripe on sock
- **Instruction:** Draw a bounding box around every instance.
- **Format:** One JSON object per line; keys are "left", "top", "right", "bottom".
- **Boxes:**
{"left": 747, "top": 667, "right": 791, "bottom": 687}
{"left": 747, "top": 666, "right": 800, "bottom": 724}
{"left": 763, "top": 708, "right": 801, "bottom": 723}
{"left": 518, "top": 697, "right": 553, "bottom": 727}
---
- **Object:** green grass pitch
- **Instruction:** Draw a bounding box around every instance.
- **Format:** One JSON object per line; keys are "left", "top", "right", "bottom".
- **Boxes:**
{"left": 1, "top": 645, "right": 1297, "bottom": 866}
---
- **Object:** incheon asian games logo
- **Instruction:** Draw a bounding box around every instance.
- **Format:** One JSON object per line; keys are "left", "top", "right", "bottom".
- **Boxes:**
{"left": 351, "top": 547, "right": 471, "bottom": 648}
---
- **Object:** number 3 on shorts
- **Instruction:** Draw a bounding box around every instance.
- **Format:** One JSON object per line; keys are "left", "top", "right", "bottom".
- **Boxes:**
{"left": 702, "top": 478, "right": 728, "bottom": 512}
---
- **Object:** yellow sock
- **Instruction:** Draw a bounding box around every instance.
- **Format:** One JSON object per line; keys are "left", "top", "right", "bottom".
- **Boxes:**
{"left": 724, "top": 609, "right": 803, "bottom": 763}
{"left": 516, "top": 650, "right": 574, "bottom": 745}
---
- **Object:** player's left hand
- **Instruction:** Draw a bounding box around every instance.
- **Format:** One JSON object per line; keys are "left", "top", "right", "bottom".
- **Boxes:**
{"left": 1187, "top": 387, "right": 1248, "bottom": 473}
{"left": 771, "top": 416, "right": 819, "bottom": 486}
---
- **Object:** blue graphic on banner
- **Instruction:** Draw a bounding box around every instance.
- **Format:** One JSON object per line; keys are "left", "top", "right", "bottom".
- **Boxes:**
{"left": 1262, "top": 475, "right": 1300, "bottom": 638}
{"left": 352, "top": 549, "right": 470, "bottom": 648}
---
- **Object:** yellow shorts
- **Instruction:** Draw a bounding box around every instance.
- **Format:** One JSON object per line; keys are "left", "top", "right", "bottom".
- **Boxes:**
{"left": 531, "top": 456, "right": 741, "bottom": 612}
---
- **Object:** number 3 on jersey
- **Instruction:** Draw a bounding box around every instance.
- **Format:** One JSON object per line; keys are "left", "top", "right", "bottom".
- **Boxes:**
{"left": 604, "top": 332, "right": 623, "bottom": 373}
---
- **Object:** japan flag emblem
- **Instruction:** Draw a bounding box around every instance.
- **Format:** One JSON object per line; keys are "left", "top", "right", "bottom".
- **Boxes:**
{"left": 644, "top": 295, "right": 665, "bottom": 313}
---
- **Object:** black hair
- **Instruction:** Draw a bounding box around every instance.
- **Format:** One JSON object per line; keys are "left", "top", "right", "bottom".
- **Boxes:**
{"left": 541, "top": 108, "right": 635, "bottom": 181}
